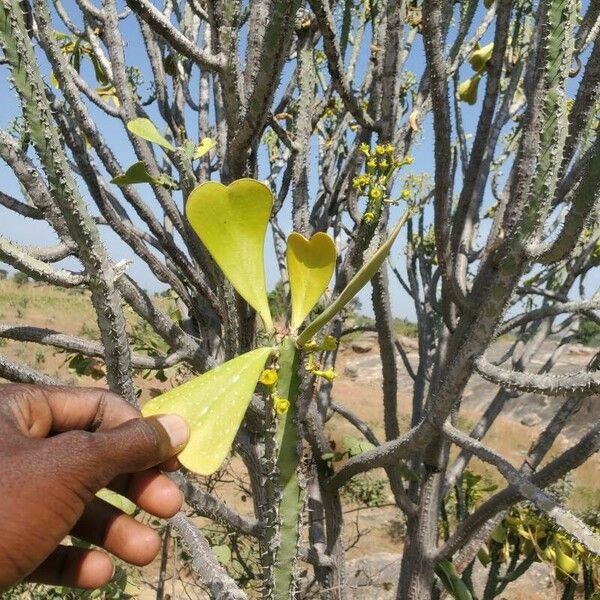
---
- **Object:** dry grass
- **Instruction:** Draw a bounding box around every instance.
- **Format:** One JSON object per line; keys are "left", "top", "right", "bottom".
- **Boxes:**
{"left": 0, "top": 281, "right": 598, "bottom": 598}
{"left": 2, "top": 281, "right": 597, "bottom": 514}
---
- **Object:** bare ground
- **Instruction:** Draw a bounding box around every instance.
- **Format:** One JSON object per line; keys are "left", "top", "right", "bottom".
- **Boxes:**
{"left": 1, "top": 282, "right": 598, "bottom": 599}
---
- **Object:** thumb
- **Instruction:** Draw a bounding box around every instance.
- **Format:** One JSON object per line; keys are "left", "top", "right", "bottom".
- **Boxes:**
{"left": 99, "top": 414, "right": 189, "bottom": 476}
{"left": 49, "top": 414, "right": 189, "bottom": 491}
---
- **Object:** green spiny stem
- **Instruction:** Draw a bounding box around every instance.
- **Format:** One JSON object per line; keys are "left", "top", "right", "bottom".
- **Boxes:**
{"left": 260, "top": 390, "right": 279, "bottom": 600}
{"left": 525, "top": 0, "right": 575, "bottom": 231}
{"left": 273, "top": 336, "right": 303, "bottom": 599}
{"left": 481, "top": 542, "right": 502, "bottom": 600}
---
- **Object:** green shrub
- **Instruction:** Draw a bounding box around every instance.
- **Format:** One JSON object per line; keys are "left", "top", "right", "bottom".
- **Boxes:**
{"left": 393, "top": 317, "right": 418, "bottom": 338}
{"left": 342, "top": 475, "right": 388, "bottom": 507}
{"left": 12, "top": 272, "right": 29, "bottom": 286}
{"left": 575, "top": 318, "right": 600, "bottom": 347}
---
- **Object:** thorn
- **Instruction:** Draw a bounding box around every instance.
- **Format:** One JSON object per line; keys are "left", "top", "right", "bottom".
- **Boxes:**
{"left": 113, "top": 259, "right": 133, "bottom": 280}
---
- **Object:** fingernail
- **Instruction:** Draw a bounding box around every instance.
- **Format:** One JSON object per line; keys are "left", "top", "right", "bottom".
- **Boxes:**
{"left": 156, "top": 414, "right": 190, "bottom": 449}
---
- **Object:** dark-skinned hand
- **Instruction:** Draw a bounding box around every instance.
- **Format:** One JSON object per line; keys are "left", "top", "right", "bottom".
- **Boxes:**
{"left": 0, "top": 384, "right": 189, "bottom": 591}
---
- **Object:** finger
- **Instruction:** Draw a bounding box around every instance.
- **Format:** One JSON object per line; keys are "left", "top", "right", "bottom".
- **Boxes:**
{"left": 25, "top": 546, "right": 114, "bottom": 589}
{"left": 1, "top": 384, "right": 141, "bottom": 439}
{"left": 72, "top": 498, "right": 161, "bottom": 566}
{"left": 108, "top": 469, "right": 183, "bottom": 518}
{"left": 47, "top": 413, "right": 189, "bottom": 490}
{"left": 159, "top": 456, "right": 182, "bottom": 472}
{"left": 96, "top": 414, "right": 189, "bottom": 477}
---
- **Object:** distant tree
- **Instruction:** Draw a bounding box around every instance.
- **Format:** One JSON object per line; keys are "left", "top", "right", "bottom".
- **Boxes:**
{"left": 12, "top": 272, "right": 29, "bottom": 286}
{"left": 267, "top": 279, "right": 288, "bottom": 322}
{"left": 576, "top": 318, "right": 600, "bottom": 347}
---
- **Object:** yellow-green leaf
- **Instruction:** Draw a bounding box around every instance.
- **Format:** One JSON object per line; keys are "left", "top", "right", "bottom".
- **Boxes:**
{"left": 142, "top": 347, "right": 273, "bottom": 475}
{"left": 193, "top": 137, "right": 216, "bottom": 159}
{"left": 458, "top": 74, "right": 482, "bottom": 106}
{"left": 555, "top": 547, "right": 579, "bottom": 574}
{"left": 469, "top": 42, "right": 494, "bottom": 72}
{"left": 96, "top": 84, "right": 120, "bottom": 107}
{"left": 127, "top": 118, "right": 175, "bottom": 152}
{"left": 186, "top": 179, "right": 274, "bottom": 331}
{"left": 297, "top": 207, "right": 412, "bottom": 345}
{"left": 96, "top": 489, "right": 137, "bottom": 515}
{"left": 111, "top": 161, "right": 157, "bottom": 186}
{"left": 287, "top": 232, "right": 336, "bottom": 330}
{"left": 435, "top": 560, "right": 473, "bottom": 600}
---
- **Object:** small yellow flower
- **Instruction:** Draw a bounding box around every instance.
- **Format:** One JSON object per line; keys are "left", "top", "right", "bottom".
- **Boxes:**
{"left": 375, "top": 144, "right": 386, "bottom": 155}
{"left": 363, "top": 211, "right": 375, "bottom": 224}
{"left": 379, "top": 159, "right": 389, "bottom": 169}
{"left": 302, "top": 339, "right": 319, "bottom": 352}
{"left": 359, "top": 143, "right": 371, "bottom": 156}
{"left": 274, "top": 397, "right": 290, "bottom": 415}
{"left": 385, "top": 143, "right": 395, "bottom": 154}
{"left": 352, "top": 176, "right": 365, "bottom": 190}
{"left": 259, "top": 368, "right": 278, "bottom": 386}
{"left": 321, "top": 335, "right": 338, "bottom": 351}
{"left": 369, "top": 187, "right": 382, "bottom": 199}
{"left": 313, "top": 368, "right": 337, "bottom": 383}
{"left": 367, "top": 158, "right": 377, "bottom": 169}
{"left": 405, "top": 156, "right": 414, "bottom": 165}
{"left": 402, "top": 189, "right": 411, "bottom": 200}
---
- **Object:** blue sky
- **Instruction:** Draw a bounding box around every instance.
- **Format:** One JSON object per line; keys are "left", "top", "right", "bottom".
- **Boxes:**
{"left": 2, "top": 1, "right": 581, "bottom": 321}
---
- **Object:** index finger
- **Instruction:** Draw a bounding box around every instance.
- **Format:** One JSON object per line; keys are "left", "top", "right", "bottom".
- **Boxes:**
{"left": 0, "top": 384, "right": 141, "bottom": 439}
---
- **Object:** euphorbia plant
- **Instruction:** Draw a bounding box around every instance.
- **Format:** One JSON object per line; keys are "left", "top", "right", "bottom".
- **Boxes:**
{"left": 142, "top": 178, "right": 411, "bottom": 598}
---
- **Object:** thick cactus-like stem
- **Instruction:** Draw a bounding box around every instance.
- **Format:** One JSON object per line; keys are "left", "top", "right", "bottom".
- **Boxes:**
{"left": 273, "top": 336, "right": 303, "bottom": 599}
{"left": 260, "top": 390, "right": 279, "bottom": 599}
{"left": 525, "top": 0, "right": 576, "bottom": 231}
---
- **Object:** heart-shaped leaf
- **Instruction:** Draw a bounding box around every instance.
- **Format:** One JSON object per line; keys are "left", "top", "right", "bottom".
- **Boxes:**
{"left": 193, "top": 137, "right": 216, "bottom": 159}
{"left": 297, "top": 207, "right": 412, "bottom": 345}
{"left": 286, "top": 232, "right": 336, "bottom": 330}
{"left": 142, "top": 347, "right": 273, "bottom": 475}
{"left": 111, "top": 161, "right": 157, "bottom": 186}
{"left": 186, "top": 179, "right": 274, "bottom": 331}
{"left": 127, "top": 118, "right": 175, "bottom": 152}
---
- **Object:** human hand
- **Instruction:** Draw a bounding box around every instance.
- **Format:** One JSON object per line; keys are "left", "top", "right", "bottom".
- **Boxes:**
{"left": 0, "top": 384, "right": 189, "bottom": 591}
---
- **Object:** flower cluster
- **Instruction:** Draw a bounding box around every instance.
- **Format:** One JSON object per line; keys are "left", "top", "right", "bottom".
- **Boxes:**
{"left": 302, "top": 335, "right": 338, "bottom": 352}
{"left": 258, "top": 367, "right": 290, "bottom": 415}
{"left": 411, "top": 226, "right": 438, "bottom": 264}
{"left": 302, "top": 336, "right": 338, "bottom": 383}
{"left": 352, "top": 143, "right": 413, "bottom": 224}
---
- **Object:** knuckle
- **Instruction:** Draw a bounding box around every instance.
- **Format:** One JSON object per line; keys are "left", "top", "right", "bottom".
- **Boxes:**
{"left": 47, "top": 430, "right": 108, "bottom": 497}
